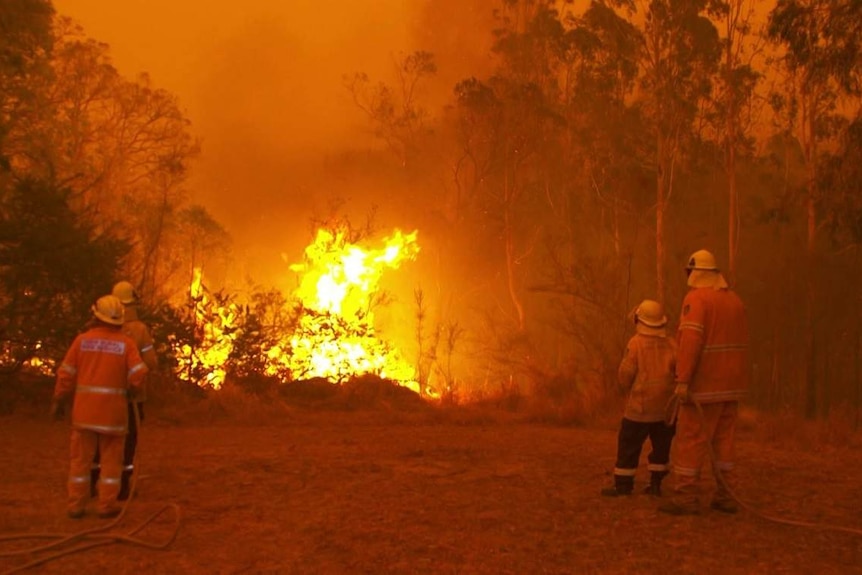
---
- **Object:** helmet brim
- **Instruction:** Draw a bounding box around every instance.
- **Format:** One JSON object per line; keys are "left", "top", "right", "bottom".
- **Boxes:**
{"left": 92, "top": 308, "right": 124, "bottom": 325}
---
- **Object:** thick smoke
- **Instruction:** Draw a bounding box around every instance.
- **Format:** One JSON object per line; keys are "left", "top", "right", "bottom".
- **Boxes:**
{"left": 52, "top": 0, "right": 497, "bottom": 290}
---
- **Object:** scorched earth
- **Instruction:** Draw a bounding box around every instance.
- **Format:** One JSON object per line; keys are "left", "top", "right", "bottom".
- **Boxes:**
{"left": 1, "top": 400, "right": 861, "bottom": 575}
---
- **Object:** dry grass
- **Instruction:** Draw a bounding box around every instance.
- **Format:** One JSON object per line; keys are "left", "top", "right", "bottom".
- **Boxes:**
{"left": 2, "top": 399, "right": 862, "bottom": 575}
{"left": 739, "top": 404, "right": 862, "bottom": 451}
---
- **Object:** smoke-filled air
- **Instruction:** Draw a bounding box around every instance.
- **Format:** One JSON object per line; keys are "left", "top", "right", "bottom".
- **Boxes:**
{"left": 3, "top": 0, "right": 862, "bottom": 412}
{"left": 5, "top": 1, "right": 862, "bottom": 572}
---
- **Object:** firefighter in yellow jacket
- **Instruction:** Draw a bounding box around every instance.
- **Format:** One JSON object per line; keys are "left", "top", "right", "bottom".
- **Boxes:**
{"left": 659, "top": 249, "right": 750, "bottom": 516}
{"left": 52, "top": 295, "right": 148, "bottom": 519}
{"left": 91, "top": 281, "right": 158, "bottom": 500}
{"left": 602, "top": 300, "right": 677, "bottom": 497}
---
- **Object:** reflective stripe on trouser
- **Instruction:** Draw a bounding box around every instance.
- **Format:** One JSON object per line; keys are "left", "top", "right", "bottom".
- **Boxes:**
{"left": 68, "top": 429, "right": 126, "bottom": 514}
{"left": 93, "top": 402, "right": 139, "bottom": 491}
{"left": 671, "top": 401, "right": 738, "bottom": 506}
{"left": 614, "top": 418, "right": 675, "bottom": 475}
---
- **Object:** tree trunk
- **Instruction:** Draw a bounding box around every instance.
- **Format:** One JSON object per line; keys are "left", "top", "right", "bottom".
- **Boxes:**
{"left": 856, "top": 245, "right": 861, "bottom": 429}
{"left": 656, "top": 134, "right": 667, "bottom": 304}
{"left": 503, "top": 172, "right": 525, "bottom": 332}
{"left": 726, "top": 6, "right": 738, "bottom": 285}
{"left": 803, "top": 95, "right": 818, "bottom": 419}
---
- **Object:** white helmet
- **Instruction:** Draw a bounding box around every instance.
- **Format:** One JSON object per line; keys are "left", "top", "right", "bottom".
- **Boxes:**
{"left": 111, "top": 281, "right": 138, "bottom": 304}
{"left": 92, "top": 295, "right": 125, "bottom": 325}
{"left": 686, "top": 249, "right": 728, "bottom": 289}
{"left": 686, "top": 249, "right": 719, "bottom": 272}
{"left": 635, "top": 299, "right": 667, "bottom": 328}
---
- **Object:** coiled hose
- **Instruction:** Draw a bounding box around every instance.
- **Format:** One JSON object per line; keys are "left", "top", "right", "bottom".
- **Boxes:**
{"left": 0, "top": 403, "right": 181, "bottom": 574}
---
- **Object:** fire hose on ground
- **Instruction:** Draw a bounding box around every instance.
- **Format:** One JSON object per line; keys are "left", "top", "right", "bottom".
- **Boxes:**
{"left": 665, "top": 395, "right": 862, "bottom": 536}
{"left": 0, "top": 403, "right": 181, "bottom": 575}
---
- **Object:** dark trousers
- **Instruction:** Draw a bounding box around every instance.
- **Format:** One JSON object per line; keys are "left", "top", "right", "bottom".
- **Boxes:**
{"left": 92, "top": 402, "right": 141, "bottom": 498}
{"left": 614, "top": 417, "right": 675, "bottom": 474}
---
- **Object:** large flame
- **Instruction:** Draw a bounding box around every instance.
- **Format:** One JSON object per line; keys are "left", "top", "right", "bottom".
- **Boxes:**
{"left": 172, "top": 228, "right": 422, "bottom": 393}
{"left": 283, "top": 228, "right": 420, "bottom": 388}
{"left": 174, "top": 267, "right": 240, "bottom": 389}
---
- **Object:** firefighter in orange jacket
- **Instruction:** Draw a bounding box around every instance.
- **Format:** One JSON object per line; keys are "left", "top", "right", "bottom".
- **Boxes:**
{"left": 659, "top": 250, "right": 750, "bottom": 516}
{"left": 91, "top": 281, "right": 158, "bottom": 500}
{"left": 601, "top": 300, "right": 677, "bottom": 497}
{"left": 52, "top": 295, "right": 148, "bottom": 519}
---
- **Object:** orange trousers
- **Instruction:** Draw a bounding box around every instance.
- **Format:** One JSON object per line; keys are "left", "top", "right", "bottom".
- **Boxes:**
{"left": 670, "top": 401, "right": 738, "bottom": 507}
{"left": 68, "top": 429, "right": 125, "bottom": 515}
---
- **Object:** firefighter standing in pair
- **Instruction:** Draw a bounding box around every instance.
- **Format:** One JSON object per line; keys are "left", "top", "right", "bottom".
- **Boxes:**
{"left": 659, "top": 249, "right": 750, "bottom": 516}
{"left": 91, "top": 281, "right": 159, "bottom": 500}
{"left": 52, "top": 295, "right": 148, "bottom": 519}
{"left": 602, "top": 299, "right": 677, "bottom": 497}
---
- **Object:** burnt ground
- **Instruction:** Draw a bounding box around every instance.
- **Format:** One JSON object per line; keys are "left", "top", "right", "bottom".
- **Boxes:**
{"left": 1, "top": 403, "right": 862, "bottom": 575}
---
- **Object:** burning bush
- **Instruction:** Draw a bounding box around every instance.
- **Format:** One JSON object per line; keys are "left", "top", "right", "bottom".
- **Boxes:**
{"left": 158, "top": 226, "right": 425, "bottom": 395}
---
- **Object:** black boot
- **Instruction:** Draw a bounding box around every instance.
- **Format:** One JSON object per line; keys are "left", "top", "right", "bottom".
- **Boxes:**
{"left": 90, "top": 466, "right": 100, "bottom": 498}
{"left": 117, "top": 470, "right": 133, "bottom": 501}
{"left": 643, "top": 471, "right": 667, "bottom": 496}
{"left": 601, "top": 474, "right": 634, "bottom": 497}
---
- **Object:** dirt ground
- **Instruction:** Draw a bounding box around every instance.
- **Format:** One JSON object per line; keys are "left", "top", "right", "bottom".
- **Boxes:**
{"left": 1, "top": 405, "right": 861, "bottom": 575}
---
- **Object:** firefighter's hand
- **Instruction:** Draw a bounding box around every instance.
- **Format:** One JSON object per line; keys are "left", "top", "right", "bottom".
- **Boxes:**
{"left": 673, "top": 383, "right": 690, "bottom": 401}
{"left": 50, "top": 399, "right": 65, "bottom": 421}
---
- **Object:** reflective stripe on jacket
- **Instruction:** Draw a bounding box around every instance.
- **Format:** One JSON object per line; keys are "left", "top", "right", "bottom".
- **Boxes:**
{"left": 54, "top": 326, "right": 148, "bottom": 435}
{"left": 618, "top": 333, "right": 677, "bottom": 422}
{"left": 676, "top": 287, "right": 749, "bottom": 403}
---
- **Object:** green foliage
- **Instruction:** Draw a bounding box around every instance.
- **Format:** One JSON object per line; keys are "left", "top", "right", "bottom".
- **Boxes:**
{"left": 0, "top": 178, "right": 129, "bottom": 371}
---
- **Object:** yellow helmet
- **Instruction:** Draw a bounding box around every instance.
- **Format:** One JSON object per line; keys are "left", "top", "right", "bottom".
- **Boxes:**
{"left": 92, "top": 295, "right": 125, "bottom": 325}
{"left": 685, "top": 249, "right": 719, "bottom": 272}
{"left": 111, "top": 280, "right": 138, "bottom": 304}
{"left": 635, "top": 299, "right": 667, "bottom": 328}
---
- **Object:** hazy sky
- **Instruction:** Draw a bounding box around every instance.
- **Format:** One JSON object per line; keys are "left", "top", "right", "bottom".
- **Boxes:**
{"left": 49, "top": 1, "right": 413, "bottom": 277}
{"left": 50, "top": 0, "right": 496, "bottom": 289}
{"left": 52, "top": 0, "right": 414, "bottom": 149}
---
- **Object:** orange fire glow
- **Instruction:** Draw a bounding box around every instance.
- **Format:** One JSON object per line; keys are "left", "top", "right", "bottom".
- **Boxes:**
{"left": 282, "top": 228, "right": 420, "bottom": 388}
{"left": 172, "top": 228, "right": 422, "bottom": 393}
{"left": 174, "top": 267, "right": 240, "bottom": 389}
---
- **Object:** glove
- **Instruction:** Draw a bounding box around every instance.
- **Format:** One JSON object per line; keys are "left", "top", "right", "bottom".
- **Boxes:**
{"left": 674, "top": 383, "right": 689, "bottom": 401}
{"left": 50, "top": 399, "right": 65, "bottom": 421}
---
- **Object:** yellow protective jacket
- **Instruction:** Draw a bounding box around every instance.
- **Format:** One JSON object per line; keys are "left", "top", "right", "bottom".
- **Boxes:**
{"left": 676, "top": 286, "right": 749, "bottom": 403}
{"left": 619, "top": 332, "right": 677, "bottom": 422}
{"left": 121, "top": 305, "right": 158, "bottom": 402}
{"left": 53, "top": 325, "right": 148, "bottom": 435}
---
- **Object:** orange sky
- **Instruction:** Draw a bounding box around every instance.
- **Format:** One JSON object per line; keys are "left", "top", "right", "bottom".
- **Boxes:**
{"left": 50, "top": 0, "right": 495, "bottom": 289}
{"left": 51, "top": 0, "right": 415, "bottom": 146}
{"left": 49, "top": 0, "right": 414, "bottom": 285}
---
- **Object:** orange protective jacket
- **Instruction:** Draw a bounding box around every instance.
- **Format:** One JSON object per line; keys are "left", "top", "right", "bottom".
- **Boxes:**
{"left": 676, "top": 287, "right": 749, "bottom": 403}
{"left": 122, "top": 306, "right": 158, "bottom": 402}
{"left": 53, "top": 325, "right": 148, "bottom": 435}
{"left": 619, "top": 333, "right": 677, "bottom": 422}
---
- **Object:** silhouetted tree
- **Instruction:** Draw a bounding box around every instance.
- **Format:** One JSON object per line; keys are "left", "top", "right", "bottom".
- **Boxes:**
{"left": 0, "top": 178, "right": 129, "bottom": 373}
{"left": 345, "top": 50, "right": 437, "bottom": 168}
{"left": 636, "top": 0, "right": 721, "bottom": 302}
{"left": 768, "top": 0, "right": 860, "bottom": 418}
{"left": 0, "top": 0, "right": 54, "bottom": 172}
{"left": 711, "top": 0, "right": 763, "bottom": 283}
